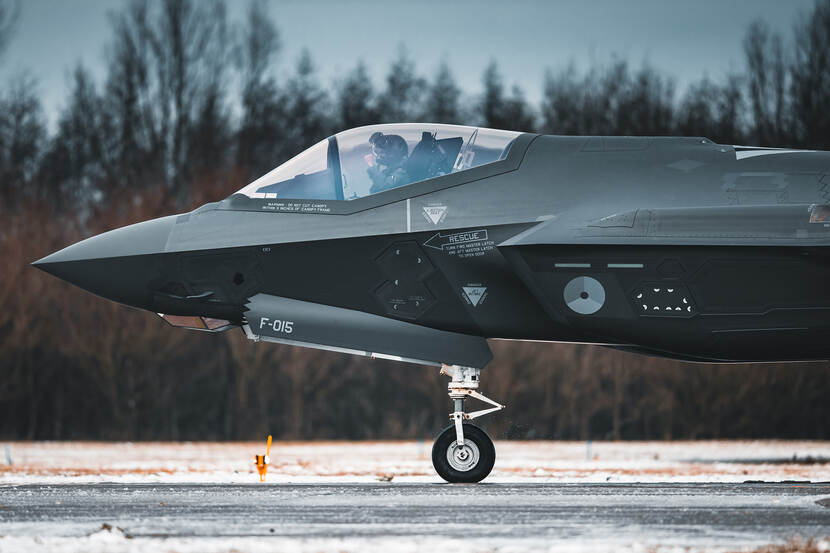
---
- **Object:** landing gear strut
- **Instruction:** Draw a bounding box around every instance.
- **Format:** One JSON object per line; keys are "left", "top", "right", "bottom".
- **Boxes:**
{"left": 431, "top": 365, "right": 504, "bottom": 483}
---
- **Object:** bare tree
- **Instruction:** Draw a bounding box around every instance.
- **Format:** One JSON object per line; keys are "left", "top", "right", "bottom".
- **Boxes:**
{"left": 542, "top": 61, "right": 673, "bottom": 136}
{"left": 614, "top": 64, "right": 675, "bottom": 135}
{"left": 714, "top": 73, "right": 745, "bottom": 144}
{"left": 0, "top": 0, "right": 19, "bottom": 62}
{"left": 377, "top": 46, "right": 426, "bottom": 123}
{"left": 744, "top": 20, "right": 790, "bottom": 146}
{"left": 790, "top": 0, "right": 830, "bottom": 148}
{"left": 337, "top": 61, "right": 378, "bottom": 131}
{"left": 103, "top": 0, "right": 230, "bottom": 207}
{"left": 235, "top": 0, "right": 283, "bottom": 181}
{"left": 38, "top": 66, "right": 107, "bottom": 212}
{"left": 423, "top": 61, "right": 462, "bottom": 124}
{"left": 502, "top": 84, "right": 536, "bottom": 132}
{"left": 479, "top": 61, "right": 506, "bottom": 129}
{"left": 279, "top": 50, "right": 330, "bottom": 157}
{"left": 677, "top": 74, "right": 744, "bottom": 144}
{"left": 540, "top": 65, "right": 583, "bottom": 134}
{"left": 0, "top": 74, "right": 46, "bottom": 208}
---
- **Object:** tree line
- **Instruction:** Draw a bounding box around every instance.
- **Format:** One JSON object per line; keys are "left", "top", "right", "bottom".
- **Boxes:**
{"left": 1, "top": 0, "right": 829, "bottom": 441}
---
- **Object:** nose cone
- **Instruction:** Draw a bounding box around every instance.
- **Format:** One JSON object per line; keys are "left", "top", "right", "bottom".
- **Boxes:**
{"left": 33, "top": 215, "right": 178, "bottom": 309}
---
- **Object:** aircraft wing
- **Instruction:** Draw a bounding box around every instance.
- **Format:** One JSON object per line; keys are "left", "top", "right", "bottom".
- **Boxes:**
{"left": 500, "top": 203, "right": 830, "bottom": 247}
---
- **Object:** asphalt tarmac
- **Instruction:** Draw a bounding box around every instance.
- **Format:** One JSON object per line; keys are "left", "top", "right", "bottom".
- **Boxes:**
{"left": 0, "top": 483, "right": 829, "bottom": 550}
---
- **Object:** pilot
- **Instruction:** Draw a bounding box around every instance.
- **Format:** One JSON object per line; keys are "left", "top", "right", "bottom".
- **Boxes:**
{"left": 367, "top": 132, "right": 410, "bottom": 193}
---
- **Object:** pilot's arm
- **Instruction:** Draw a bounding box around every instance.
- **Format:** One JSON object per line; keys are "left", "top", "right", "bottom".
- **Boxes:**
{"left": 368, "top": 165, "right": 409, "bottom": 194}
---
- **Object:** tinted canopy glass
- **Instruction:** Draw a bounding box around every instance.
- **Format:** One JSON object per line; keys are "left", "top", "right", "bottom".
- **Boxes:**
{"left": 236, "top": 139, "right": 334, "bottom": 200}
{"left": 232, "top": 124, "right": 520, "bottom": 202}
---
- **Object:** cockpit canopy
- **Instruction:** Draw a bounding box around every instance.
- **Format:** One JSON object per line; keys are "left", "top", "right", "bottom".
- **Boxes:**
{"left": 232, "top": 124, "right": 520, "bottom": 201}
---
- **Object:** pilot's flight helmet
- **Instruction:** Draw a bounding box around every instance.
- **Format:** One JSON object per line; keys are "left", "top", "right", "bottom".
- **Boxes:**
{"left": 369, "top": 132, "right": 408, "bottom": 166}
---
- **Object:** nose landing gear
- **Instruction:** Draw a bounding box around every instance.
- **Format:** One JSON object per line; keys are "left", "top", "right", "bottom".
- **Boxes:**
{"left": 431, "top": 365, "right": 504, "bottom": 483}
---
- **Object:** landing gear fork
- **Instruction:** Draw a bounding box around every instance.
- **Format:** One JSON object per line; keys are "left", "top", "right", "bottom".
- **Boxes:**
{"left": 441, "top": 365, "right": 504, "bottom": 446}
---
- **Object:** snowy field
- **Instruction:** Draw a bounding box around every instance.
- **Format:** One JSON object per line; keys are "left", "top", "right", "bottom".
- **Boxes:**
{"left": 0, "top": 441, "right": 828, "bottom": 553}
{"left": 1, "top": 440, "right": 828, "bottom": 484}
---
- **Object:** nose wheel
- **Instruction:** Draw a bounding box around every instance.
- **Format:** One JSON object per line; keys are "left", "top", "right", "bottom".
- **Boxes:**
{"left": 431, "top": 365, "right": 504, "bottom": 483}
{"left": 432, "top": 423, "right": 495, "bottom": 483}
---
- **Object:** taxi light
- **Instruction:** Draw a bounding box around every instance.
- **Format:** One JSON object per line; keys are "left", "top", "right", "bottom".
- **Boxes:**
{"left": 203, "top": 317, "right": 231, "bottom": 330}
{"left": 158, "top": 314, "right": 231, "bottom": 331}
{"left": 159, "top": 314, "right": 206, "bottom": 329}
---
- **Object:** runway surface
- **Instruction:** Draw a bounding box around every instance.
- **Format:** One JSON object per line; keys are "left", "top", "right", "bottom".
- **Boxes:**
{"left": 1, "top": 483, "right": 829, "bottom": 552}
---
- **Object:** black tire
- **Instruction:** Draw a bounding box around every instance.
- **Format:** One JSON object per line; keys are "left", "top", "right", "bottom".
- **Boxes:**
{"left": 431, "top": 423, "right": 496, "bottom": 483}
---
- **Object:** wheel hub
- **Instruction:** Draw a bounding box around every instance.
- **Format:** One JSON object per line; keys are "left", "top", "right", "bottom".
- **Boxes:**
{"left": 446, "top": 439, "right": 480, "bottom": 472}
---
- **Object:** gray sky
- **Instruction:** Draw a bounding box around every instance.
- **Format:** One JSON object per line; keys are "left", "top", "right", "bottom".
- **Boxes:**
{"left": 0, "top": 0, "right": 817, "bottom": 129}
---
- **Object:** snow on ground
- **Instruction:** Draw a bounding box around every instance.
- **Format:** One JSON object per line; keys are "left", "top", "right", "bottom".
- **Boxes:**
{"left": 3, "top": 532, "right": 827, "bottom": 553}
{"left": 0, "top": 440, "right": 828, "bottom": 484}
{"left": 0, "top": 534, "right": 815, "bottom": 553}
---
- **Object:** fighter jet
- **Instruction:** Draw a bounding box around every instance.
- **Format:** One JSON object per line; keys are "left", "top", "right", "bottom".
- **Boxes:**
{"left": 34, "top": 123, "right": 830, "bottom": 482}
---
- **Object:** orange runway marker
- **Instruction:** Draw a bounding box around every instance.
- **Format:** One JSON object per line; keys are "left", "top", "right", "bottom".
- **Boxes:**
{"left": 255, "top": 435, "right": 272, "bottom": 482}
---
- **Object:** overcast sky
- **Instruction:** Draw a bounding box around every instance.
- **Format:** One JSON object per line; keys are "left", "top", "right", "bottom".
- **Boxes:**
{"left": 0, "top": 0, "right": 817, "bottom": 129}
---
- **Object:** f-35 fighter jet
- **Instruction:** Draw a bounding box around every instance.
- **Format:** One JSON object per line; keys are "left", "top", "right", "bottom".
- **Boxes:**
{"left": 34, "top": 123, "right": 830, "bottom": 482}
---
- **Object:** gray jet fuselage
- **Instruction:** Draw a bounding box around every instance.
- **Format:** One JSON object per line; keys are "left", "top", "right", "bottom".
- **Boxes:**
{"left": 35, "top": 127, "right": 830, "bottom": 366}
